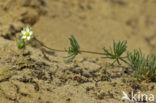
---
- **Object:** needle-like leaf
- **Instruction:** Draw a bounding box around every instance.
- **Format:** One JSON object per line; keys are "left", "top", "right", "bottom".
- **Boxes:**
{"left": 102, "top": 40, "right": 127, "bottom": 65}
{"left": 127, "top": 49, "right": 156, "bottom": 81}
{"left": 64, "top": 35, "right": 80, "bottom": 63}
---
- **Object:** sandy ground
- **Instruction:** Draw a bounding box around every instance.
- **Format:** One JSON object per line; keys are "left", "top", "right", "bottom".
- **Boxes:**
{"left": 0, "top": 0, "right": 156, "bottom": 103}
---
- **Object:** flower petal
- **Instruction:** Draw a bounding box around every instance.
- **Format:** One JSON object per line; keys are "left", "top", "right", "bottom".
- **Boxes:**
{"left": 21, "top": 30, "right": 25, "bottom": 35}
{"left": 26, "top": 27, "right": 30, "bottom": 32}
{"left": 22, "top": 36, "right": 26, "bottom": 39}
{"left": 29, "top": 31, "right": 33, "bottom": 35}
{"left": 27, "top": 36, "right": 31, "bottom": 40}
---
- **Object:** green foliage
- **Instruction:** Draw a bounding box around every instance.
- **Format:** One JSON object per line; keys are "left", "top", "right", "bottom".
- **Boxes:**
{"left": 17, "top": 39, "right": 25, "bottom": 49}
{"left": 127, "top": 49, "right": 156, "bottom": 81}
{"left": 146, "top": 56, "right": 156, "bottom": 81}
{"left": 64, "top": 35, "right": 80, "bottom": 63}
{"left": 102, "top": 40, "right": 127, "bottom": 65}
{"left": 127, "top": 49, "right": 144, "bottom": 69}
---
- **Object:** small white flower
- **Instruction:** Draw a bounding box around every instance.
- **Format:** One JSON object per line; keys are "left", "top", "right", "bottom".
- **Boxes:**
{"left": 21, "top": 27, "right": 33, "bottom": 41}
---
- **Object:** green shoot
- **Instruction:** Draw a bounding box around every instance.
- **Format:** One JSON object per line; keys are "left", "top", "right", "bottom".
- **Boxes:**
{"left": 127, "top": 49, "right": 146, "bottom": 78}
{"left": 64, "top": 35, "right": 80, "bottom": 63}
{"left": 127, "top": 49, "right": 144, "bottom": 69}
{"left": 17, "top": 39, "right": 25, "bottom": 49}
{"left": 102, "top": 40, "right": 127, "bottom": 65}
{"left": 146, "top": 56, "right": 156, "bottom": 81}
{"left": 127, "top": 49, "right": 156, "bottom": 81}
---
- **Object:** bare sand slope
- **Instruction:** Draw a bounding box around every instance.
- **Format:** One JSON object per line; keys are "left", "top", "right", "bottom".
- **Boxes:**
{"left": 0, "top": 37, "right": 155, "bottom": 103}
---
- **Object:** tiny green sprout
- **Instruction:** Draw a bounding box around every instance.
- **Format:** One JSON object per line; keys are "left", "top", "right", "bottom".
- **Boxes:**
{"left": 127, "top": 49, "right": 146, "bottom": 78}
{"left": 127, "top": 49, "right": 144, "bottom": 69}
{"left": 102, "top": 40, "right": 127, "bottom": 65}
{"left": 145, "top": 55, "right": 156, "bottom": 80}
{"left": 127, "top": 49, "right": 156, "bottom": 81}
{"left": 17, "top": 27, "right": 33, "bottom": 49}
{"left": 17, "top": 39, "right": 25, "bottom": 49}
{"left": 64, "top": 35, "right": 80, "bottom": 63}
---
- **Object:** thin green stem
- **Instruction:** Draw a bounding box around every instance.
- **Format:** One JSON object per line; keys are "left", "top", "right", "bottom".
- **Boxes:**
{"left": 34, "top": 37, "right": 139, "bottom": 70}
{"left": 119, "top": 57, "right": 136, "bottom": 69}
{"left": 34, "top": 37, "right": 65, "bottom": 52}
{"left": 35, "top": 37, "right": 133, "bottom": 67}
{"left": 42, "top": 44, "right": 65, "bottom": 52}
{"left": 80, "top": 50, "right": 105, "bottom": 55}
{"left": 35, "top": 37, "right": 134, "bottom": 66}
{"left": 34, "top": 37, "right": 106, "bottom": 55}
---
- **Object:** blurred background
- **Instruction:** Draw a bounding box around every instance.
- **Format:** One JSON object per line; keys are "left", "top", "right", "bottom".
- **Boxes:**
{"left": 0, "top": 0, "right": 156, "bottom": 57}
